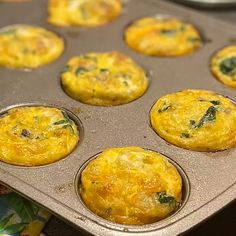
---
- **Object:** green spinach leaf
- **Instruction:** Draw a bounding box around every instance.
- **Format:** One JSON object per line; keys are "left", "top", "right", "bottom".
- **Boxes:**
{"left": 219, "top": 57, "right": 236, "bottom": 76}
{"left": 181, "top": 133, "right": 190, "bottom": 138}
{"left": 210, "top": 100, "right": 220, "bottom": 105}
{"left": 192, "top": 106, "right": 217, "bottom": 129}
{"left": 75, "top": 67, "right": 91, "bottom": 76}
{"left": 156, "top": 192, "right": 176, "bottom": 205}
{"left": 53, "top": 111, "right": 75, "bottom": 134}
{"left": 158, "top": 104, "right": 171, "bottom": 113}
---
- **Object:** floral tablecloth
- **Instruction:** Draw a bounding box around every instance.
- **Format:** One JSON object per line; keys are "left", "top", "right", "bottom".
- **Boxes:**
{"left": 0, "top": 184, "right": 50, "bottom": 236}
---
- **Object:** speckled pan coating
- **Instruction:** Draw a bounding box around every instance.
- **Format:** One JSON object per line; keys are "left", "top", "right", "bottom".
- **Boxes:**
{"left": 0, "top": 0, "right": 235, "bottom": 235}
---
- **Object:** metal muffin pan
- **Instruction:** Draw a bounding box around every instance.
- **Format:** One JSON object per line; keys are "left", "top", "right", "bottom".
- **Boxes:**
{"left": 0, "top": 0, "right": 236, "bottom": 235}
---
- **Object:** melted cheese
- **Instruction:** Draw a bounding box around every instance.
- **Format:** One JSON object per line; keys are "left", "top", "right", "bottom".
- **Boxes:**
{"left": 80, "top": 146, "right": 182, "bottom": 225}
{"left": 150, "top": 89, "right": 236, "bottom": 151}
{"left": 61, "top": 51, "right": 148, "bottom": 106}
{"left": 124, "top": 17, "right": 202, "bottom": 56}
{"left": 0, "top": 25, "right": 64, "bottom": 69}
{"left": 211, "top": 45, "right": 236, "bottom": 89}
{"left": 48, "top": 0, "right": 121, "bottom": 27}
{"left": 0, "top": 106, "right": 79, "bottom": 166}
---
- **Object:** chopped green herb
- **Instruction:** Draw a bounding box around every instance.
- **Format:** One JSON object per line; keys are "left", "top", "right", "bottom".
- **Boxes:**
{"left": 160, "top": 25, "right": 185, "bottom": 36}
{"left": 61, "top": 65, "right": 71, "bottom": 74}
{"left": 100, "top": 68, "right": 109, "bottom": 73}
{"left": 198, "top": 99, "right": 220, "bottom": 106}
{"left": 158, "top": 104, "right": 171, "bottom": 113}
{"left": 82, "top": 55, "right": 97, "bottom": 61}
{"left": 189, "top": 120, "right": 196, "bottom": 126}
{"left": 62, "top": 111, "right": 70, "bottom": 120}
{"left": 210, "top": 100, "right": 220, "bottom": 105}
{"left": 53, "top": 111, "right": 75, "bottom": 134}
{"left": 75, "top": 67, "right": 91, "bottom": 76}
{"left": 123, "top": 81, "right": 129, "bottom": 86}
{"left": 188, "top": 37, "right": 201, "bottom": 43}
{"left": 192, "top": 106, "right": 217, "bottom": 129}
{"left": 156, "top": 192, "right": 177, "bottom": 205}
{"left": 160, "top": 29, "right": 177, "bottom": 35}
{"left": 53, "top": 119, "right": 69, "bottom": 125}
{"left": 219, "top": 56, "right": 236, "bottom": 76}
{"left": 181, "top": 133, "right": 190, "bottom": 138}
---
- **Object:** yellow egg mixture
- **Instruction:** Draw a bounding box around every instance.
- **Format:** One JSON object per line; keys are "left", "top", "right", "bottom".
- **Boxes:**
{"left": 0, "top": 106, "right": 79, "bottom": 166}
{"left": 0, "top": 25, "right": 64, "bottom": 69}
{"left": 211, "top": 45, "right": 236, "bottom": 89}
{"left": 80, "top": 146, "right": 182, "bottom": 225}
{"left": 61, "top": 51, "right": 148, "bottom": 106}
{"left": 124, "top": 17, "right": 202, "bottom": 56}
{"left": 150, "top": 89, "right": 236, "bottom": 151}
{"left": 48, "top": 0, "right": 121, "bottom": 27}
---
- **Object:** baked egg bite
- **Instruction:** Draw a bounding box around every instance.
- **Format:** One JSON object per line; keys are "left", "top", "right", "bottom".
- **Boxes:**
{"left": 124, "top": 17, "right": 202, "bottom": 56}
{"left": 0, "top": 25, "right": 64, "bottom": 69}
{"left": 150, "top": 89, "right": 236, "bottom": 151}
{"left": 48, "top": 0, "right": 121, "bottom": 27}
{"left": 61, "top": 51, "right": 148, "bottom": 106}
{"left": 211, "top": 45, "right": 236, "bottom": 88}
{"left": 80, "top": 146, "right": 182, "bottom": 225}
{"left": 0, "top": 106, "right": 79, "bottom": 166}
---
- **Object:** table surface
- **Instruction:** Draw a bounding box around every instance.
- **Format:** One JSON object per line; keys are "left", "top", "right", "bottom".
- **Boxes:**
{"left": 43, "top": 3, "right": 236, "bottom": 236}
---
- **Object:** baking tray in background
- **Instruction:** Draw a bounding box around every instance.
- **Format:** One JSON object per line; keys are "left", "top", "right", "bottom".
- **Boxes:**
{"left": 0, "top": 0, "right": 236, "bottom": 235}
{"left": 168, "top": 0, "right": 236, "bottom": 7}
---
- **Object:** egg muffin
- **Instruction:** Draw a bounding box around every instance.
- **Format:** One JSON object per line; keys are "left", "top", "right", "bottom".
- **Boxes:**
{"left": 211, "top": 45, "right": 236, "bottom": 89}
{"left": 48, "top": 0, "right": 121, "bottom": 27}
{"left": 124, "top": 17, "right": 202, "bottom": 56}
{"left": 61, "top": 51, "right": 148, "bottom": 106}
{"left": 150, "top": 89, "right": 236, "bottom": 151}
{"left": 0, "top": 25, "right": 64, "bottom": 69}
{"left": 80, "top": 146, "right": 182, "bottom": 225}
{"left": 0, "top": 106, "right": 79, "bottom": 166}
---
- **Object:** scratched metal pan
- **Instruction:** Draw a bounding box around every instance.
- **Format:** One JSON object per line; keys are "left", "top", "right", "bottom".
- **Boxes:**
{"left": 0, "top": 0, "right": 236, "bottom": 235}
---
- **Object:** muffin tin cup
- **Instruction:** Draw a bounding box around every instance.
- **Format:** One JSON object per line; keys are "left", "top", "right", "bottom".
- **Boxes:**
{"left": 122, "top": 13, "right": 210, "bottom": 58}
{"left": 0, "top": 24, "right": 66, "bottom": 71}
{"left": 0, "top": 102, "right": 84, "bottom": 168}
{"left": 74, "top": 149, "right": 190, "bottom": 232}
{"left": 0, "top": 0, "right": 236, "bottom": 235}
{"left": 148, "top": 91, "right": 236, "bottom": 153}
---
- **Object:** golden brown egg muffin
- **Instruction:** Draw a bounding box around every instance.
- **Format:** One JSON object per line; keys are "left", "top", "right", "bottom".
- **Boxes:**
{"left": 150, "top": 89, "right": 236, "bottom": 151}
{"left": 61, "top": 51, "right": 148, "bottom": 106}
{"left": 0, "top": 106, "right": 79, "bottom": 166}
{"left": 124, "top": 17, "right": 202, "bottom": 56}
{"left": 211, "top": 45, "right": 236, "bottom": 89}
{"left": 80, "top": 146, "right": 182, "bottom": 225}
{"left": 0, "top": 25, "right": 64, "bottom": 69}
{"left": 48, "top": 0, "right": 121, "bottom": 27}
